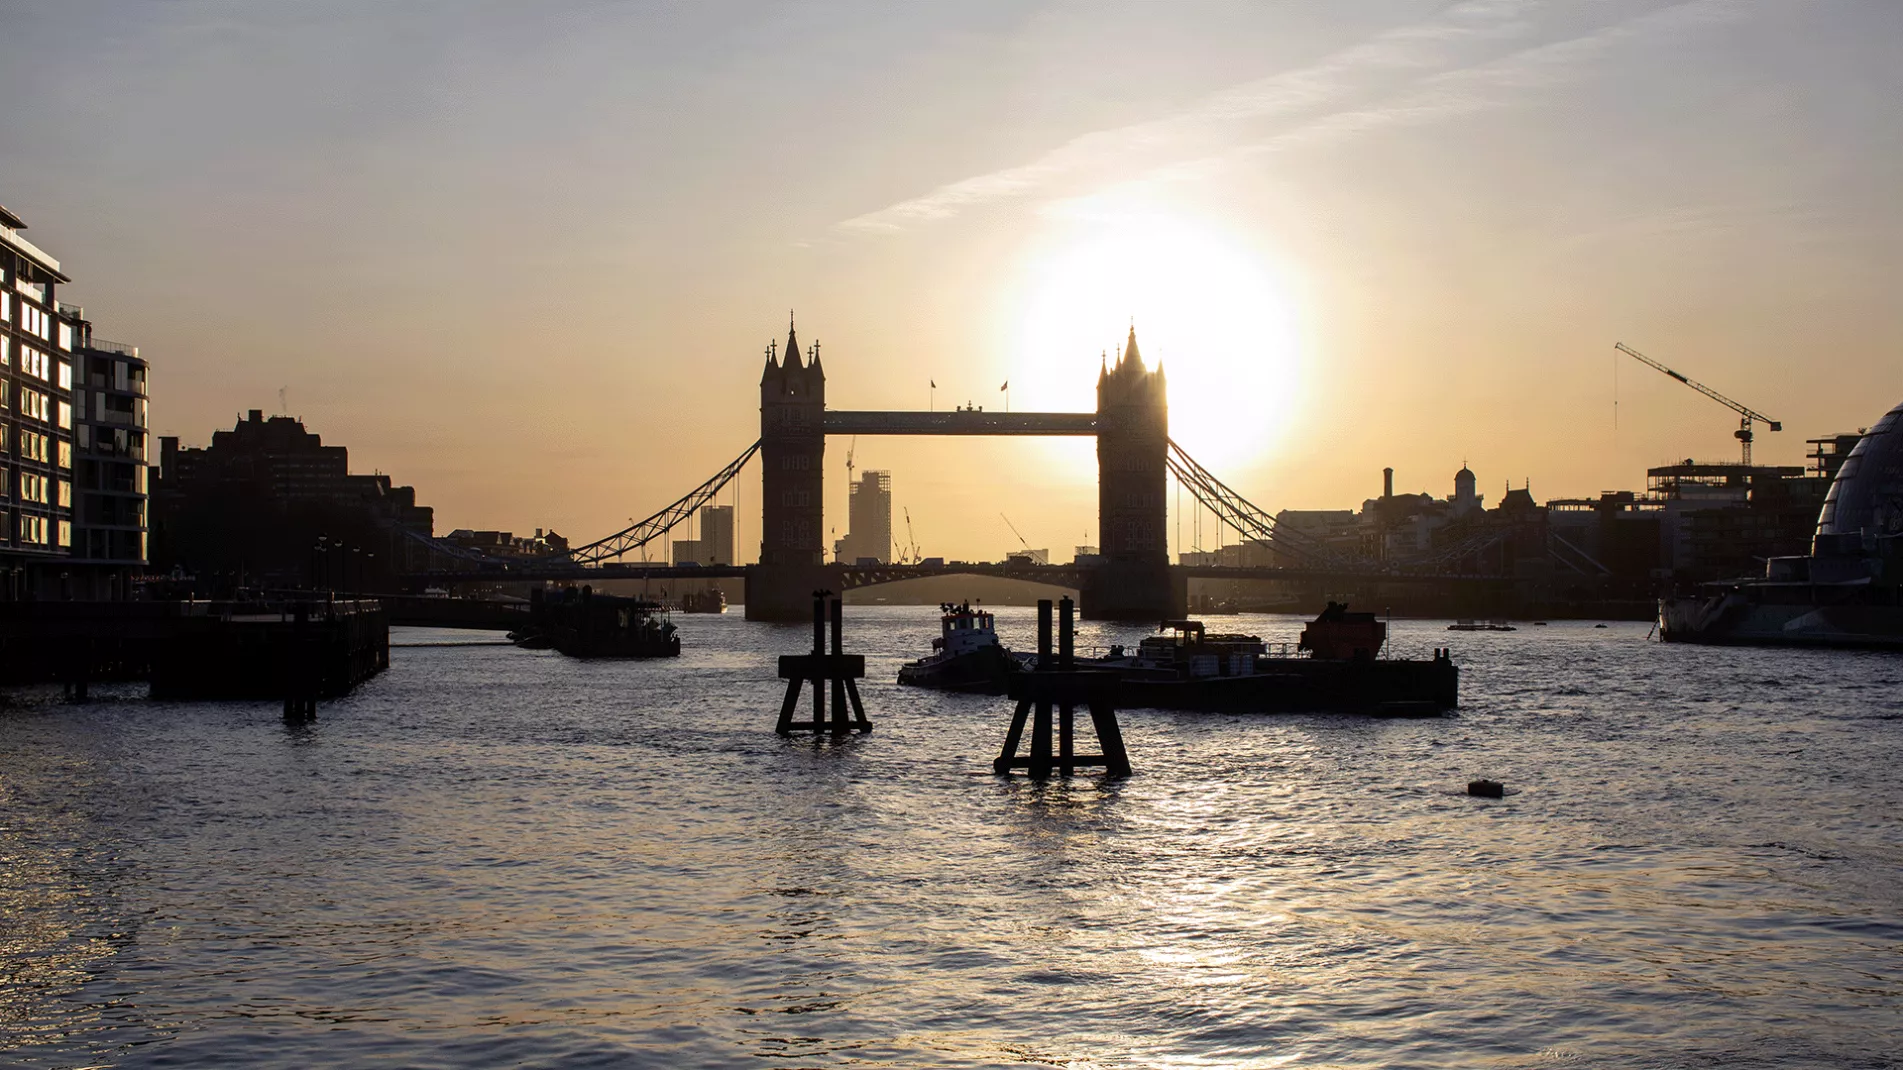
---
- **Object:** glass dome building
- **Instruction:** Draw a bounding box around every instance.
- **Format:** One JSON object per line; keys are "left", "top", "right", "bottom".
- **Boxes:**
{"left": 1816, "top": 398, "right": 1903, "bottom": 542}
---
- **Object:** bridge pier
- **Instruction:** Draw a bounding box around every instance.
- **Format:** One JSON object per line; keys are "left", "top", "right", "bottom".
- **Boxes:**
{"left": 745, "top": 564, "right": 845, "bottom": 622}
{"left": 1079, "top": 561, "right": 1185, "bottom": 621}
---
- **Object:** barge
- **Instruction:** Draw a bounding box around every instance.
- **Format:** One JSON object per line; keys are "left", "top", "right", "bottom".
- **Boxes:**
{"left": 1093, "top": 604, "right": 1457, "bottom": 715}
{"left": 517, "top": 586, "right": 680, "bottom": 658}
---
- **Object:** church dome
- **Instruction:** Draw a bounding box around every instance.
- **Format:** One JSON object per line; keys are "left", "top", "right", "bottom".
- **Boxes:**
{"left": 1816, "top": 398, "right": 1903, "bottom": 539}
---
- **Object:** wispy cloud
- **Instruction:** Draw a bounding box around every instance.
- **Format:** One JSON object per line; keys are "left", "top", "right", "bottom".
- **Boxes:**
{"left": 836, "top": 0, "right": 1742, "bottom": 235}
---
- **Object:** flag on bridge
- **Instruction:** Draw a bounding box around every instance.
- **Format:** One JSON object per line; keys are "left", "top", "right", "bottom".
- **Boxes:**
{"left": 930, "top": 379, "right": 936, "bottom": 388}
{"left": 999, "top": 380, "right": 1008, "bottom": 391}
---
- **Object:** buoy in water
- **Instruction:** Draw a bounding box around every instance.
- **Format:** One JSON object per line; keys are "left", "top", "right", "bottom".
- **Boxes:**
{"left": 1467, "top": 779, "right": 1506, "bottom": 798}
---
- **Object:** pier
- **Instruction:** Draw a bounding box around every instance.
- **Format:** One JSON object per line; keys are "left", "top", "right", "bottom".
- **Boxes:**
{"left": 0, "top": 599, "right": 389, "bottom": 700}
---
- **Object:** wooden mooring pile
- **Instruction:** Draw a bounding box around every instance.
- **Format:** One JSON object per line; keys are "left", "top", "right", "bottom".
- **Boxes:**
{"left": 994, "top": 597, "right": 1131, "bottom": 778}
{"left": 776, "top": 591, "right": 871, "bottom": 735}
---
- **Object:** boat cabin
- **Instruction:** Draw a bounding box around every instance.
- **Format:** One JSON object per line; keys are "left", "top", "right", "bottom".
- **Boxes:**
{"left": 934, "top": 602, "right": 1001, "bottom": 657}
{"left": 1298, "top": 602, "right": 1386, "bottom": 660}
{"left": 1134, "top": 620, "right": 1269, "bottom": 678}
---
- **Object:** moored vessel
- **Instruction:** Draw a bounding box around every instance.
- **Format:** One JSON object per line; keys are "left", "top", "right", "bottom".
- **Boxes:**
{"left": 1661, "top": 397, "right": 1903, "bottom": 649}
{"left": 516, "top": 586, "right": 680, "bottom": 658}
{"left": 1085, "top": 603, "right": 1458, "bottom": 714}
{"left": 677, "top": 587, "right": 727, "bottom": 614}
{"left": 897, "top": 602, "right": 1031, "bottom": 694}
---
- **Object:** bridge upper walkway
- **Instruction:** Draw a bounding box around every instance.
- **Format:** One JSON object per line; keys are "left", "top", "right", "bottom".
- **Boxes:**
{"left": 823, "top": 410, "right": 1096, "bottom": 436}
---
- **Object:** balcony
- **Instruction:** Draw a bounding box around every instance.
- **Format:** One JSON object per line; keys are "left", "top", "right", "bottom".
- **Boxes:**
{"left": 87, "top": 338, "right": 140, "bottom": 358}
{"left": 87, "top": 373, "right": 148, "bottom": 398}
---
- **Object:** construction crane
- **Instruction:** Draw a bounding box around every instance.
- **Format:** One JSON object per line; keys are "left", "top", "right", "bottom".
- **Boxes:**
{"left": 1000, "top": 513, "right": 1031, "bottom": 551}
{"left": 902, "top": 507, "right": 921, "bottom": 564}
{"left": 1614, "top": 342, "right": 1781, "bottom": 466}
{"left": 844, "top": 436, "right": 857, "bottom": 484}
{"left": 1000, "top": 513, "right": 1034, "bottom": 562}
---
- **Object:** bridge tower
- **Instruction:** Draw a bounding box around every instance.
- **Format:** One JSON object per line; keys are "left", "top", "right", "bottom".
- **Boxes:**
{"left": 748, "top": 316, "right": 836, "bottom": 621}
{"left": 1086, "top": 327, "right": 1184, "bottom": 620}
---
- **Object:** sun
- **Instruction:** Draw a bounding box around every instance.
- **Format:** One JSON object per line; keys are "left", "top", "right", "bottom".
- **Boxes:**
{"left": 1007, "top": 211, "right": 1304, "bottom": 469}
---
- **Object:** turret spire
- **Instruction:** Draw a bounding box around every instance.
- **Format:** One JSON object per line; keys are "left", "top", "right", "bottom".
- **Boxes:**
{"left": 784, "top": 310, "right": 803, "bottom": 371}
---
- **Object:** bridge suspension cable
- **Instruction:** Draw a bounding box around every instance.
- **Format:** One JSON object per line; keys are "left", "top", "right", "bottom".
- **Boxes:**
{"left": 563, "top": 439, "right": 762, "bottom": 567}
{"left": 393, "top": 440, "right": 761, "bottom": 574}
{"left": 1164, "top": 439, "right": 1341, "bottom": 568}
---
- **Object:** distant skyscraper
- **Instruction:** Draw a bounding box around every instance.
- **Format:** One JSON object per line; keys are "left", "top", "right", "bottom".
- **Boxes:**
{"left": 835, "top": 469, "right": 892, "bottom": 564}
{"left": 699, "top": 504, "right": 734, "bottom": 565}
{"left": 671, "top": 505, "right": 734, "bottom": 566}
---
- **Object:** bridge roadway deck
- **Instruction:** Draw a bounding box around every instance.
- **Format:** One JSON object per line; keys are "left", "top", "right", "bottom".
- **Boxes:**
{"left": 822, "top": 411, "right": 1096, "bottom": 436}
{"left": 402, "top": 562, "right": 1510, "bottom": 587}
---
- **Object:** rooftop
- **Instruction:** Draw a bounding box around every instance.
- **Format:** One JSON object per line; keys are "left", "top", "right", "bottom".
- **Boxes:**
{"left": 0, "top": 202, "right": 69, "bottom": 280}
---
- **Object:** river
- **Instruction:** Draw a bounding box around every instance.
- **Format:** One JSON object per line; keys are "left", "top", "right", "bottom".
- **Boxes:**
{"left": 2, "top": 609, "right": 1898, "bottom": 1068}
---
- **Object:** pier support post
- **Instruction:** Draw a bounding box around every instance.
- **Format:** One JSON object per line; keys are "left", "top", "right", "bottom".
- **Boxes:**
{"left": 994, "top": 597, "right": 1131, "bottom": 778}
{"left": 775, "top": 591, "right": 870, "bottom": 735}
{"left": 284, "top": 603, "right": 318, "bottom": 723}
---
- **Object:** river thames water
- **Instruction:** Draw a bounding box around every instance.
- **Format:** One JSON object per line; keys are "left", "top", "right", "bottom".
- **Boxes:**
{"left": 1, "top": 608, "right": 1899, "bottom": 1069}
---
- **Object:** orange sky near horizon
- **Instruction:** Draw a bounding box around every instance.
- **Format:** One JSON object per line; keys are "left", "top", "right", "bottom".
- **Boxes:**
{"left": 3, "top": 1, "right": 1900, "bottom": 563}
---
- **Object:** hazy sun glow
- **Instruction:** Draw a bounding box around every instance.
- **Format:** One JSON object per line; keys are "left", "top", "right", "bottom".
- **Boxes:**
{"left": 1009, "top": 211, "right": 1305, "bottom": 469}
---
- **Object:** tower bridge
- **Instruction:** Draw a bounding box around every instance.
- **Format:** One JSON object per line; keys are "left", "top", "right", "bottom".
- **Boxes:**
{"left": 753, "top": 319, "right": 1172, "bottom": 621}
{"left": 396, "top": 317, "right": 1553, "bottom": 617}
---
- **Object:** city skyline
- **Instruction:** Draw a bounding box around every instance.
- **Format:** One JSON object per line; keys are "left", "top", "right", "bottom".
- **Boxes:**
{"left": 3, "top": 1, "right": 1900, "bottom": 562}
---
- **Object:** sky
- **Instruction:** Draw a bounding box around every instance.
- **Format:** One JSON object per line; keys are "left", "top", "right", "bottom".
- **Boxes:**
{"left": 3, "top": 0, "right": 1900, "bottom": 563}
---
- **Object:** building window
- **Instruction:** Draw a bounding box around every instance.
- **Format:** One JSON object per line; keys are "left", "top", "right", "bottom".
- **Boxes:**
{"left": 57, "top": 361, "right": 70, "bottom": 390}
{"left": 57, "top": 440, "right": 70, "bottom": 469}
{"left": 57, "top": 519, "right": 70, "bottom": 548}
{"left": 56, "top": 322, "right": 72, "bottom": 352}
{"left": 56, "top": 401, "right": 70, "bottom": 430}
{"left": 57, "top": 479, "right": 69, "bottom": 508}
{"left": 0, "top": 335, "right": 8, "bottom": 367}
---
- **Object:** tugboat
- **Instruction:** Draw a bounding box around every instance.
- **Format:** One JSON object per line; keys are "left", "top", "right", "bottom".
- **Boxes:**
{"left": 1088, "top": 603, "right": 1458, "bottom": 715}
{"left": 514, "top": 586, "right": 680, "bottom": 658}
{"left": 896, "top": 602, "right": 1031, "bottom": 694}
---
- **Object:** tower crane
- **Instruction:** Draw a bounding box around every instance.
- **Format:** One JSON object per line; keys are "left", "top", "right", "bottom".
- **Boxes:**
{"left": 902, "top": 507, "right": 921, "bottom": 565}
{"left": 844, "top": 436, "right": 857, "bottom": 484}
{"left": 1614, "top": 342, "right": 1781, "bottom": 466}
{"left": 1000, "top": 513, "right": 1034, "bottom": 561}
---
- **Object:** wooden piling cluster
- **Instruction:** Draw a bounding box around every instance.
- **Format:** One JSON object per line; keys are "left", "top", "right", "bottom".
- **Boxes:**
{"left": 994, "top": 597, "right": 1131, "bottom": 778}
{"left": 775, "top": 591, "right": 871, "bottom": 735}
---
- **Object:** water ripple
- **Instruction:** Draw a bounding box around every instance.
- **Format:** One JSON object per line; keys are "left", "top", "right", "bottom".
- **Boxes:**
{"left": 0, "top": 612, "right": 1898, "bottom": 1067}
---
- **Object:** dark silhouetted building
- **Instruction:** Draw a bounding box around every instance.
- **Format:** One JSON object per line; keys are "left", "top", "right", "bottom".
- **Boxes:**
{"left": 69, "top": 325, "right": 150, "bottom": 588}
{"left": 153, "top": 411, "right": 433, "bottom": 592}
